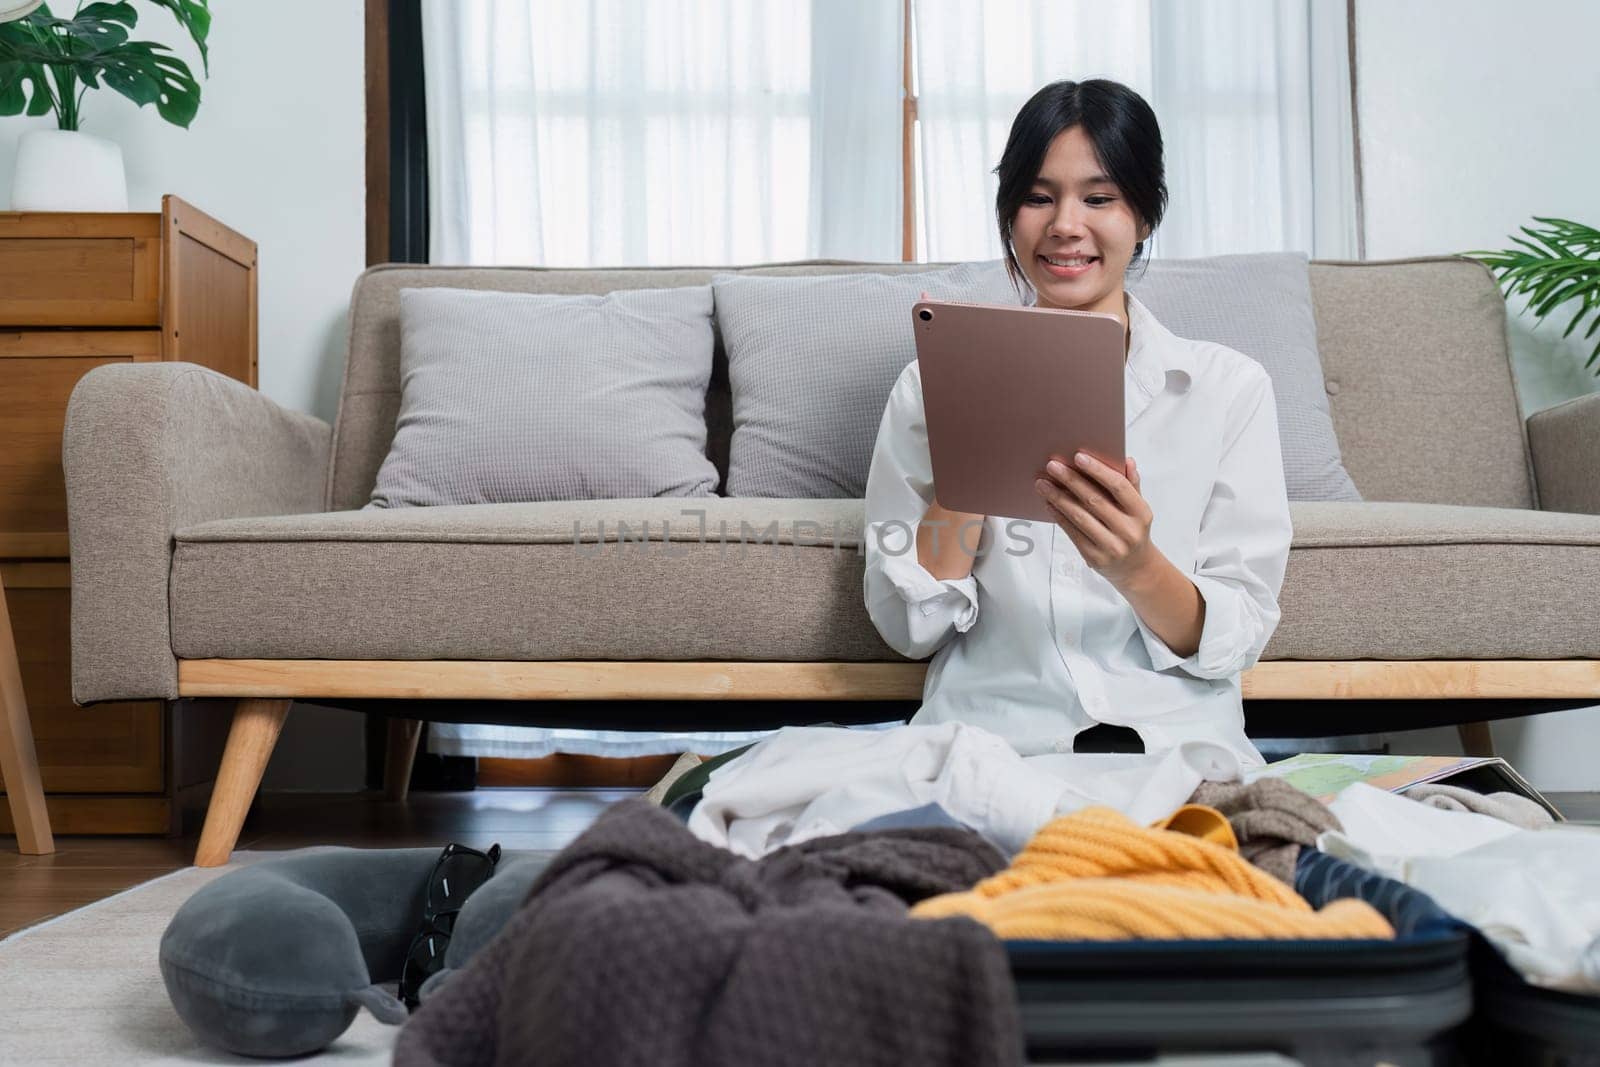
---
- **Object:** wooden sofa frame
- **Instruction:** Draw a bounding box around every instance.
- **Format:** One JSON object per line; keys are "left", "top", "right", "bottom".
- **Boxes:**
{"left": 182, "top": 658, "right": 1600, "bottom": 865}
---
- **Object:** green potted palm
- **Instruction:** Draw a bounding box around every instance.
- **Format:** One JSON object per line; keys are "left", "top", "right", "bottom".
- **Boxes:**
{"left": 0, "top": 0, "right": 209, "bottom": 210}
{"left": 1465, "top": 217, "right": 1600, "bottom": 378}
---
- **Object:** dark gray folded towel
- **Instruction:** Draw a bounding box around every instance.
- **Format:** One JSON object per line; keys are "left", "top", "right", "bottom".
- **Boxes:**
{"left": 394, "top": 798, "right": 1020, "bottom": 1067}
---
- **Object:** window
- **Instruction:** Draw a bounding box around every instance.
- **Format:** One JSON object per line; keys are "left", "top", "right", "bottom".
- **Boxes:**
{"left": 422, "top": 0, "right": 1359, "bottom": 267}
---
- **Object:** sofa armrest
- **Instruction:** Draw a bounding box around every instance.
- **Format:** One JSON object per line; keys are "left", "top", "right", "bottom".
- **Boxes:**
{"left": 63, "top": 363, "right": 333, "bottom": 704}
{"left": 1527, "top": 392, "right": 1600, "bottom": 515}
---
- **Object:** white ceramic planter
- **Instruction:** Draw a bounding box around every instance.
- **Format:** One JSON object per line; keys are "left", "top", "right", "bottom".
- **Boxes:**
{"left": 9, "top": 129, "right": 129, "bottom": 211}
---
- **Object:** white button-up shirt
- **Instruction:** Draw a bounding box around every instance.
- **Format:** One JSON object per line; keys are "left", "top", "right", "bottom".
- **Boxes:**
{"left": 863, "top": 292, "right": 1293, "bottom": 764}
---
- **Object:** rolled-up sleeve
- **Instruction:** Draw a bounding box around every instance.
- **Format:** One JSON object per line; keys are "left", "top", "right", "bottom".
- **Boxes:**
{"left": 1137, "top": 367, "right": 1293, "bottom": 680}
{"left": 863, "top": 364, "right": 980, "bottom": 660}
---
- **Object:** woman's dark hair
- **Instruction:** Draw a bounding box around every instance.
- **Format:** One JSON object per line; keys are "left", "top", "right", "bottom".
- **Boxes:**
{"left": 995, "top": 79, "right": 1167, "bottom": 297}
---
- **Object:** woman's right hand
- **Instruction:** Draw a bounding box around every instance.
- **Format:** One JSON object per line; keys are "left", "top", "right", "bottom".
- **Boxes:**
{"left": 918, "top": 498, "right": 987, "bottom": 581}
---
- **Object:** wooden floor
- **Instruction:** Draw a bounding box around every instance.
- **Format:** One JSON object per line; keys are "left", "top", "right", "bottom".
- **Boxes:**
{"left": 0, "top": 787, "right": 633, "bottom": 937}
{"left": 3, "top": 788, "right": 1597, "bottom": 939}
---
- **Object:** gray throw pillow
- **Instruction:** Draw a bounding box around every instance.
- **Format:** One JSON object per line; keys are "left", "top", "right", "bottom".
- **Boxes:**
{"left": 715, "top": 260, "right": 1020, "bottom": 498}
{"left": 368, "top": 286, "right": 719, "bottom": 508}
{"left": 1128, "top": 251, "right": 1362, "bottom": 501}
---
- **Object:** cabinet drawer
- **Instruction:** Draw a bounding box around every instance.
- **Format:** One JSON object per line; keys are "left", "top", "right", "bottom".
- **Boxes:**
{"left": 0, "top": 562, "right": 165, "bottom": 794}
{"left": 0, "top": 332, "right": 161, "bottom": 558}
{"left": 0, "top": 214, "right": 161, "bottom": 326}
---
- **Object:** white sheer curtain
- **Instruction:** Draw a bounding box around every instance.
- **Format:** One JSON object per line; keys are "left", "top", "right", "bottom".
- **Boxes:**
{"left": 913, "top": 0, "right": 1360, "bottom": 261}
{"left": 422, "top": 0, "right": 904, "bottom": 267}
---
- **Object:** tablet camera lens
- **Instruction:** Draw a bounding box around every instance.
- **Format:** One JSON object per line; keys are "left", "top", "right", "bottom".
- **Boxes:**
{"left": 918, "top": 308, "right": 933, "bottom": 322}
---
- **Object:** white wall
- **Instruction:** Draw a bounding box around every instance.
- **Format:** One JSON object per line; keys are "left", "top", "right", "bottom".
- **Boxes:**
{"left": 0, "top": 0, "right": 368, "bottom": 790}
{"left": 1356, "top": 0, "right": 1600, "bottom": 789}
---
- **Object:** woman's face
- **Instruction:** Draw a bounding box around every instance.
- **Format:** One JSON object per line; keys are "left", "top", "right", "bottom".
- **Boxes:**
{"left": 1009, "top": 125, "right": 1149, "bottom": 326}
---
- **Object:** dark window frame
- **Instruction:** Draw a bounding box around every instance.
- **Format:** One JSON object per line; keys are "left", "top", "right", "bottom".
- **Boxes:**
{"left": 366, "top": 0, "right": 428, "bottom": 266}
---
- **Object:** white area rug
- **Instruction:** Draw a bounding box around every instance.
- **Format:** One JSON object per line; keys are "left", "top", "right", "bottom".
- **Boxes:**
{"left": 0, "top": 853, "right": 399, "bottom": 1066}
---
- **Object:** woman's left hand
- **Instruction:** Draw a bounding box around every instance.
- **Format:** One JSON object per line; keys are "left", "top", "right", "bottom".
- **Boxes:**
{"left": 1035, "top": 452, "right": 1160, "bottom": 587}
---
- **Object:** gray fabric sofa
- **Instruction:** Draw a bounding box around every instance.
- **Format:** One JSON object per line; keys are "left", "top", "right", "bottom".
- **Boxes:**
{"left": 62, "top": 255, "right": 1600, "bottom": 865}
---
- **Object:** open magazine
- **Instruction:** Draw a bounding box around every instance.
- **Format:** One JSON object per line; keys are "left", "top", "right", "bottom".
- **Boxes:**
{"left": 1242, "top": 752, "right": 1565, "bottom": 820}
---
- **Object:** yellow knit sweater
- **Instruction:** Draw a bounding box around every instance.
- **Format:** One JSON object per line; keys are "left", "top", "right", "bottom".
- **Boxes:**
{"left": 910, "top": 806, "right": 1393, "bottom": 941}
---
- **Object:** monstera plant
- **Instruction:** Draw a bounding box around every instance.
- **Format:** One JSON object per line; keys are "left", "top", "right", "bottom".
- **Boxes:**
{"left": 1466, "top": 217, "right": 1600, "bottom": 377}
{"left": 0, "top": 0, "right": 210, "bottom": 209}
{"left": 0, "top": 0, "right": 209, "bottom": 128}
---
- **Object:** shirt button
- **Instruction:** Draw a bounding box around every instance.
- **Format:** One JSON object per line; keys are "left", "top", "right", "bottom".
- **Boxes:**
{"left": 1052, "top": 738, "right": 1073, "bottom": 754}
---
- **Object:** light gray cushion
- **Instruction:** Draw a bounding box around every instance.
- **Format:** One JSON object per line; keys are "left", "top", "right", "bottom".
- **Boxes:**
{"left": 714, "top": 260, "right": 1019, "bottom": 497}
{"left": 168, "top": 498, "right": 1600, "bottom": 663}
{"left": 1128, "top": 251, "right": 1362, "bottom": 502}
{"left": 328, "top": 258, "right": 1523, "bottom": 512}
{"left": 367, "top": 286, "right": 719, "bottom": 508}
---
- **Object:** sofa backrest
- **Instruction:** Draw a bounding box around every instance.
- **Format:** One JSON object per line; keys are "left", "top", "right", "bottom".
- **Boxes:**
{"left": 328, "top": 256, "right": 1534, "bottom": 512}
{"left": 1307, "top": 257, "right": 1533, "bottom": 509}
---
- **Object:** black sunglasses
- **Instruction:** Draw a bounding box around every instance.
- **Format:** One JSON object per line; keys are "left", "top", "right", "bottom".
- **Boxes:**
{"left": 399, "top": 841, "right": 501, "bottom": 1010}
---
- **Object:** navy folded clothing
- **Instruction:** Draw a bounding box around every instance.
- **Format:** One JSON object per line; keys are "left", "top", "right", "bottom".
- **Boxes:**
{"left": 1294, "top": 847, "right": 1466, "bottom": 940}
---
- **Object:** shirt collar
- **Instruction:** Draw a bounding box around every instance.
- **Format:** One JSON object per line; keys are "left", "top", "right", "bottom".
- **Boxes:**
{"left": 1019, "top": 287, "right": 1193, "bottom": 398}
{"left": 1125, "top": 291, "right": 1193, "bottom": 398}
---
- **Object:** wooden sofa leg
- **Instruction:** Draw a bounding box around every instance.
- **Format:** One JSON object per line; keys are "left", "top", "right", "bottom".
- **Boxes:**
{"left": 384, "top": 718, "right": 422, "bottom": 803}
{"left": 195, "top": 698, "right": 291, "bottom": 867}
{"left": 1457, "top": 721, "right": 1496, "bottom": 758}
{"left": 0, "top": 580, "right": 53, "bottom": 855}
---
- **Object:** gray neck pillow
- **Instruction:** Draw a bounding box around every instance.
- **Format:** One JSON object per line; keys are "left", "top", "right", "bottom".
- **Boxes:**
{"left": 159, "top": 845, "right": 551, "bottom": 1058}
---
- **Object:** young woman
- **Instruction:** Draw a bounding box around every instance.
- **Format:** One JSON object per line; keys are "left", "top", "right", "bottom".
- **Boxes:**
{"left": 864, "top": 78, "right": 1293, "bottom": 767}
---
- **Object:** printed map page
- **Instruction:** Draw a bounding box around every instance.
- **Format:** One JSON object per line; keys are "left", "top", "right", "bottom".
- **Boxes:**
{"left": 1242, "top": 753, "right": 1479, "bottom": 802}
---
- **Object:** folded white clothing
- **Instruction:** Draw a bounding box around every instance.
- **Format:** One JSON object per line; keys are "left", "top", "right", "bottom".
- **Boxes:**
{"left": 1406, "top": 827, "right": 1600, "bottom": 994}
{"left": 1316, "top": 782, "right": 1521, "bottom": 879}
{"left": 1027, "top": 739, "right": 1243, "bottom": 826}
{"left": 1317, "top": 783, "right": 1600, "bottom": 993}
{"left": 685, "top": 722, "right": 1242, "bottom": 860}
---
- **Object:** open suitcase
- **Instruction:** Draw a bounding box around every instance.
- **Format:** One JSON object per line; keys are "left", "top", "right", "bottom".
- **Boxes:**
{"left": 162, "top": 821, "right": 1596, "bottom": 1065}
{"left": 1466, "top": 940, "right": 1600, "bottom": 1067}
{"left": 1008, "top": 849, "right": 1475, "bottom": 1066}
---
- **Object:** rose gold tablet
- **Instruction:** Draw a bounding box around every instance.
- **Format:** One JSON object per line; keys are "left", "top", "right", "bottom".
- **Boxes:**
{"left": 912, "top": 298, "right": 1125, "bottom": 523}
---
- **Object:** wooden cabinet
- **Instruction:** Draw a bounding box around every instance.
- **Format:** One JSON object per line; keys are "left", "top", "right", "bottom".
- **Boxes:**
{"left": 0, "top": 195, "right": 256, "bottom": 835}
{"left": 0, "top": 331, "right": 162, "bottom": 559}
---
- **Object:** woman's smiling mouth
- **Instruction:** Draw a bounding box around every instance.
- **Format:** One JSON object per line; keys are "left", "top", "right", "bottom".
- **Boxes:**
{"left": 1038, "top": 254, "right": 1099, "bottom": 278}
